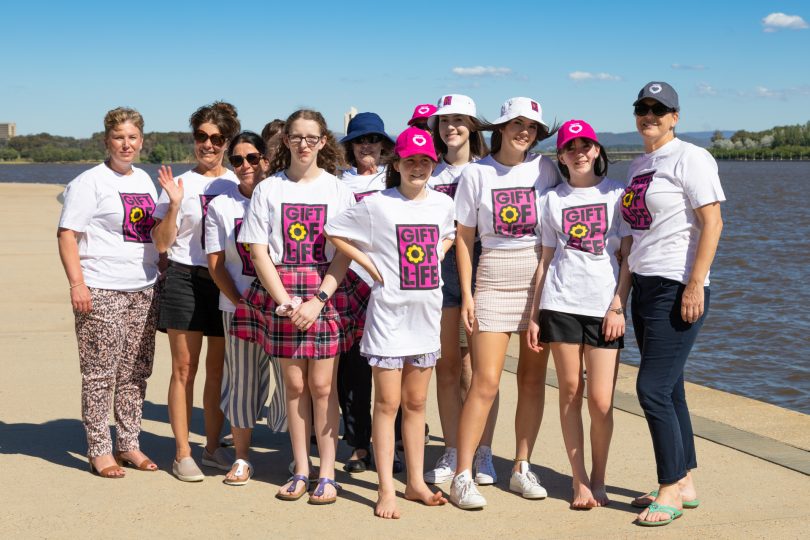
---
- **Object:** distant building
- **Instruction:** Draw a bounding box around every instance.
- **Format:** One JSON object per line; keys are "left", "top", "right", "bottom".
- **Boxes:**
{"left": 343, "top": 107, "right": 357, "bottom": 134}
{"left": 0, "top": 122, "right": 16, "bottom": 141}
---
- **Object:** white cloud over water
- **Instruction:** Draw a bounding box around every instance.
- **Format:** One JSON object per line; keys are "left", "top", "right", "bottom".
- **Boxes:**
{"left": 568, "top": 71, "right": 621, "bottom": 82}
{"left": 672, "top": 63, "right": 706, "bottom": 70}
{"left": 452, "top": 66, "right": 512, "bottom": 77}
{"left": 697, "top": 83, "right": 717, "bottom": 96}
{"left": 762, "top": 12, "right": 808, "bottom": 32}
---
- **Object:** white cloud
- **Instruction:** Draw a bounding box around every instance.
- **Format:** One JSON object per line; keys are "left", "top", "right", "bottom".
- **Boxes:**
{"left": 451, "top": 66, "right": 512, "bottom": 77}
{"left": 762, "top": 12, "right": 808, "bottom": 32}
{"left": 697, "top": 83, "right": 717, "bottom": 96}
{"left": 568, "top": 71, "right": 621, "bottom": 82}
{"left": 672, "top": 63, "right": 706, "bottom": 70}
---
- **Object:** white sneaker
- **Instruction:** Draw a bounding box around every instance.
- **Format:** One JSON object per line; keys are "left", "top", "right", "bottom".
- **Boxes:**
{"left": 424, "top": 447, "right": 456, "bottom": 484}
{"left": 509, "top": 461, "right": 547, "bottom": 499}
{"left": 450, "top": 470, "right": 487, "bottom": 510}
{"left": 473, "top": 446, "right": 497, "bottom": 485}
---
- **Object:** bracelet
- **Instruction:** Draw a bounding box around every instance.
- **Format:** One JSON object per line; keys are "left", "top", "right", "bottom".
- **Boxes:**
{"left": 69, "top": 282, "right": 85, "bottom": 289}
{"left": 609, "top": 306, "right": 625, "bottom": 315}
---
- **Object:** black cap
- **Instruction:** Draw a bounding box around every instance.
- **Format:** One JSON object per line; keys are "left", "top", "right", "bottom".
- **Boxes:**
{"left": 633, "top": 81, "right": 679, "bottom": 111}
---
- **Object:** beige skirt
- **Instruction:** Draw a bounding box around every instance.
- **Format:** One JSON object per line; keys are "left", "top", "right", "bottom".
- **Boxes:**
{"left": 474, "top": 245, "right": 541, "bottom": 333}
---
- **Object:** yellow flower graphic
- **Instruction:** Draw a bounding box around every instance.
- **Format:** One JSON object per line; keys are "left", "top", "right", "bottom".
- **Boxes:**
{"left": 288, "top": 222, "right": 308, "bottom": 242}
{"left": 405, "top": 244, "right": 425, "bottom": 264}
{"left": 622, "top": 192, "right": 634, "bottom": 207}
{"left": 129, "top": 207, "right": 144, "bottom": 223}
{"left": 500, "top": 205, "right": 519, "bottom": 224}
{"left": 569, "top": 223, "right": 589, "bottom": 239}
{"left": 242, "top": 243, "right": 251, "bottom": 252}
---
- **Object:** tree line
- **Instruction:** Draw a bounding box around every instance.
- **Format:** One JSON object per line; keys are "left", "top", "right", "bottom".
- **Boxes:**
{"left": 0, "top": 132, "right": 197, "bottom": 163}
{"left": 709, "top": 121, "right": 810, "bottom": 160}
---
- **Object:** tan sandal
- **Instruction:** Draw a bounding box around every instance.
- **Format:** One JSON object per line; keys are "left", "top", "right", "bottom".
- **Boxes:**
{"left": 115, "top": 451, "right": 158, "bottom": 471}
{"left": 89, "top": 457, "right": 125, "bottom": 478}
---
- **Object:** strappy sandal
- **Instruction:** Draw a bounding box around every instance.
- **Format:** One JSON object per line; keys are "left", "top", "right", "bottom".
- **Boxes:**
{"left": 223, "top": 459, "right": 253, "bottom": 487}
{"left": 276, "top": 474, "right": 310, "bottom": 501}
{"left": 114, "top": 451, "right": 158, "bottom": 471}
{"left": 308, "top": 477, "right": 341, "bottom": 505}
{"left": 88, "top": 456, "right": 125, "bottom": 479}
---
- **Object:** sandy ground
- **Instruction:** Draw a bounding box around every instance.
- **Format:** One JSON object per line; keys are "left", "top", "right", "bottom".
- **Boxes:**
{"left": 0, "top": 183, "right": 808, "bottom": 539}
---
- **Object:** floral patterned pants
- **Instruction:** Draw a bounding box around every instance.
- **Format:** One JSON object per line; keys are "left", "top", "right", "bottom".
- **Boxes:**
{"left": 75, "top": 286, "right": 158, "bottom": 457}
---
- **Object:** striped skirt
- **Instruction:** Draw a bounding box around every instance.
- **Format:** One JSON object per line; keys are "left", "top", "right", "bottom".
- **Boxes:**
{"left": 474, "top": 244, "right": 541, "bottom": 333}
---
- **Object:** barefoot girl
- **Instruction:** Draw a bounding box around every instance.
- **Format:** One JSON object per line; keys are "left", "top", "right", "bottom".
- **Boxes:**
{"left": 232, "top": 110, "right": 367, "bottom": 504}
{"left": 527, "top": 120, "right": 632, "bottom": 509}
{"left": 325, "top": 127, "right": 454, "bottom": 518}
{"left": 424, "top": 94, "right": 499, "bottom": 486}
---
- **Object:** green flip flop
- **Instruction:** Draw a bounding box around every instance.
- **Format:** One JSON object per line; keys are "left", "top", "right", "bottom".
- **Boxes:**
{"left": 631, "top": 489, "right": 700, "bottom": 509}
{"left": 637, "top": 502, "right": 684, "bottom": 527}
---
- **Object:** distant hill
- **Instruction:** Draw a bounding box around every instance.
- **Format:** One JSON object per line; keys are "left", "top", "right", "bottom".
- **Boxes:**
{"left": 537, "top": 130, "right": 736, "bottom": 151}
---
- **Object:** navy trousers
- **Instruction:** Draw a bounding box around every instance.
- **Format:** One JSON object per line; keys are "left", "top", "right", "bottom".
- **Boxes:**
{"left": 632, "top": 274, "right": 710, "bottom": 485}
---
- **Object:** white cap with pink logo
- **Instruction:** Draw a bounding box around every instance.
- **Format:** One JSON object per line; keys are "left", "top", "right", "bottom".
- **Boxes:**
{"left": 492, "top": 96, "right": 547, "bottom": 129}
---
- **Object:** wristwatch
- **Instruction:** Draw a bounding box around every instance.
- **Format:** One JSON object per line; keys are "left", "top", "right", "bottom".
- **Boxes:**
{"left": 314, "top": 290, "right": 329, "bottom": 303}
{"left": 609, "top": 306, "right": 625, "bottom": 315}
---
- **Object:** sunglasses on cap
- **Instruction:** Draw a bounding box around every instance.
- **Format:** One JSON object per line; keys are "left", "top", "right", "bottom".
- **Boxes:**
{"left": 634, "top": 103, "right": 676, "bottom": 117}
{"left": 353, "top": 134, "right": 384, "bottom": 145}
{"left": 228, "top": 153, "right": 263, "bottom": 167}
{"left": 193, "top": 130, "right": 227, "bottom": 147}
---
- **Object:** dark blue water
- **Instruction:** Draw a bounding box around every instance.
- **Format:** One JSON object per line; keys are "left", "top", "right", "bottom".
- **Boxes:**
{"left": 2, "top": 160, "right": 809, "bottom": 414}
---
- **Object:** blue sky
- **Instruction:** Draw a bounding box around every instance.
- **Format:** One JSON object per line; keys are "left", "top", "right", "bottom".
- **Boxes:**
{"left": 2, "top": 0, "right": 808, "bottom": 138}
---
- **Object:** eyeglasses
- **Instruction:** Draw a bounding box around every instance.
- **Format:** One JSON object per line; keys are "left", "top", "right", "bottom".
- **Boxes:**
{"left": 634, "top": 103, "right": 676, "bottom": 117}
{"left": 228, "top": 153, "right": 263, "bottom": 167}
{"left": 354, "top": 134, "right": 384, "bottom": 145}
{"left": 287, "top": 134, "right": 322, "bottom": 147}
{"left": 193, "top": 130, "right": 227, "bottom": 147}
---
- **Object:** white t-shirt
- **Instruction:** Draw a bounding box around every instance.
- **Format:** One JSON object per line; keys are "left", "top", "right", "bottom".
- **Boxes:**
{"left": 539, "top": 178, "right": 631, "bottom": 317}
{"left": 325, "top": 188, "right": 456, "bottom": 357}
{"left": 204, "top": 183, "right": 258, "bottom": 313}
{"left": 238, "top": 171, "right": 354, "bottom": 265}
{"left": 153, "top": 168, "right": 239, "bottom": 267}
{"left": 58, "top": 163, "right": 159, "bottom": 291}
{"left": 340, "top": 166, "right": 387, "bottom": 202}
{"left": 621, "top": 138, "right": 725, "bottom": 285}
{"left": 455, "top": 153, "right": 561, "bottom": 249}
{"left": 340, "top": 166, "right": 388, "bottom": 285}
{"left": 428, "top": 160, "right": 470, "bottom": 200}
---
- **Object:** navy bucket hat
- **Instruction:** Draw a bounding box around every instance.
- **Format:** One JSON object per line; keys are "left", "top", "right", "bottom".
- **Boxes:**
{"left": 340, "top": 112, "right": 394, "bottom": 144}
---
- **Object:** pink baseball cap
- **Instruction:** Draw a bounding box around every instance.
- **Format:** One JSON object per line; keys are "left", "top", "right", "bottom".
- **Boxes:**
{"left": 395, "top": 127, "right": 438, "bottom": 161}
{"left": 556, "top": 119, "right": 599, "bottom": 150}
{"left": 408, "top": 104, "right": 438, "bottom": 126}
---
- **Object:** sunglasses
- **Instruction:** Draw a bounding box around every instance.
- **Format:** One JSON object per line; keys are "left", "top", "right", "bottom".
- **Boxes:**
{"left": 354, "top": 134, "right": 384, "bottom": 145}
{"left": 193, "top": 130, "right": 227, "bottom": 147}
{"left": 634, "top": 103, "right": 676, "bottom": 117}
{"left": 228, "top": 153, "right": 263, "bottom": 167}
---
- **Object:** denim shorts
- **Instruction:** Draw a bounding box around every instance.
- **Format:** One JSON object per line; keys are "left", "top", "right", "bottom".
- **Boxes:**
{"left": 441, "top": 241, "right": 482, "bottom": 308}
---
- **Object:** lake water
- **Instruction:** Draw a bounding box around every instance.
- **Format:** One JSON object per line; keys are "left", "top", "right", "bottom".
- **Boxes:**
{"left": 1, "top": 160, "right": 808, "bottom": 414}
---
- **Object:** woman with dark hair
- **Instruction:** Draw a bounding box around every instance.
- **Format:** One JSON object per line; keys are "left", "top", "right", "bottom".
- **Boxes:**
{"left": 204, "top": 130, "right": 279, "bottom": 485}
{"left": 450, "top": 97, "right": 562, "bottom": 509}
{"left": 336, "top": 112, "right": 395, "bottom": 474}
{"left": 232, "top": 109, "right": 368, "bottom": 504}
{"left": 57, "top": 107, "right": 159, "bottom": 477}
{"left": 152, "top": 101, "right": 240, "bottom": 481}
{"left": 424, "top": 94, "right": 499, "bottom": 487}
{"left": 622, "top": 82, "right": 724, "bottom": 527}
{"left": 527, "top": 119, "right": 632, "bottom": 509}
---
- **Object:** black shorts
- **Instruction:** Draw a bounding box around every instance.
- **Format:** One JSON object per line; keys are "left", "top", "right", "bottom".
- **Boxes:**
{"left": 441, "top": 241, "right": 482, "bottom": 309}
{"left": 157, "top": 262, "right": 225, "bottom": 337}
{"left": 539, "top": 309, "right": 623, "bottom": 349}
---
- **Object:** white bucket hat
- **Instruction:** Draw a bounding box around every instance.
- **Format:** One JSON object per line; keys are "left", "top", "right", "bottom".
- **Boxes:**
{"left": 491, "top": 97, "right": 547, "bottom": 129}
{"left": 429, "top": 94, "right": 477, "bottom": 130}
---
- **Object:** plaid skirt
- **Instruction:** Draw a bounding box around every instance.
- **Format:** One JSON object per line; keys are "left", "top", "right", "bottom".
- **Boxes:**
{"left": 231, "top": 265, "right": 369, "bottom": 360}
